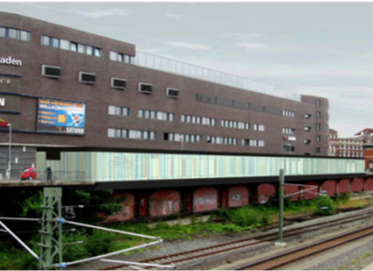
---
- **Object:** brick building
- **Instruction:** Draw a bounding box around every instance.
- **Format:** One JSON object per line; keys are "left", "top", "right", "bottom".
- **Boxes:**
{"left": 0, "top": 11, "right": 329, "bottom": 177}
{"left": 328, "top": 128, "right": 373, "bottom": 157}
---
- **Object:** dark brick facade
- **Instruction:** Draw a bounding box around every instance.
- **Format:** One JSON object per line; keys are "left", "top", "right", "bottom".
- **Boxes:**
{"left": 0, "top": 11, "right": 329, "bottom": 156}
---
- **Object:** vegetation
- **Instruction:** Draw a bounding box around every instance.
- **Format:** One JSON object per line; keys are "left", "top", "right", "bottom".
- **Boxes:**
{"left": 1, "top": 190, "right": 372, "bottom": 270}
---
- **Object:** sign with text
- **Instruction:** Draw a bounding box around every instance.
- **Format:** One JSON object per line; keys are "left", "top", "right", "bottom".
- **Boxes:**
{"left": 37, "top": 99, "right": 86, "bottom": 134}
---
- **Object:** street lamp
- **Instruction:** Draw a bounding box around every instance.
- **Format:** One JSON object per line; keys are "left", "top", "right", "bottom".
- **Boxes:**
{"left": 7, "top": 123, "right": 11, "bottom": 180}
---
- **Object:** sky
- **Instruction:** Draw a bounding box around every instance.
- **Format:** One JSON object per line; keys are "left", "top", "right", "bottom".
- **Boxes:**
{"left": 1, "top": 2, "right": 372, "bottom": 137}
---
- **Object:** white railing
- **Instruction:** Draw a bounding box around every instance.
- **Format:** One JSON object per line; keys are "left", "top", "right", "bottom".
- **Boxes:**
{"left": 134, "top": 51, "right": 301, "bottom": 101}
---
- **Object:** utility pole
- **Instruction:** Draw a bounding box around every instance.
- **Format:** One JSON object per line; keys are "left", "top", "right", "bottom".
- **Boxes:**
{"left": 275, "top": 169, "right": 287, "bottom": 247}
{"left": 39, "top": 187, "right": 63, "bottom": 270}
{"left": 7, "top": 123, "right": 11, "bottom": 179}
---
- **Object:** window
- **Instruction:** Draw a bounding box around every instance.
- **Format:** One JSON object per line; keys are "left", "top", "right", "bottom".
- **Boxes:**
{"left": 60, "top": 39, "right": 70, "bottom": 50}
{"left": 182, "top": 114, "right": 215, "bottom": 126}
{"left": 316, "top": 111, "right": 321, "bottom": 119}
{"left": 166, "top": 88, "right": 179, "bottom": 98}
{"left": 316, "top": 123, "right": 321, "bottom": 131}
{"left": 139, "top": 83, "right": 153, "bottom": 94}
{"left": 110, "top": 51, "right": 133, "bottom": 63}
{"left": 70, "top": 42, "right": 78, "bottom": 52}
{"left": 304, "top": 114, "right": 311, "bottom": 119}
{"left": 254, "top": 124, "right": 265, "bottom": 131}
{"left": 79, "top": 72, "right": 96, "bottom": 84}
{"left": 283, "top": 127, "right": 295, "bottom": 135}
{"left": 41, "top": 35, "right": 50, "bottom": 46}
{"left": 283, "top": 110, "right": 295, "bottom": 117}
{"left": 0, "top": 27, "right": 31, "bottom": 41}
{"left": 108, "top": 106, "right": 130, "bottom": 116}
{"left": 304, "top": 139, "right": 311, "bottom": 145}
{"left": 283, "top": 145, "right": 295, "bottom": 152}
{"left": 78, "top": 44, "right": 85, "bottom": 54}
{"left": 316, "top": 147, "right": 321, "bottom": 154}
{"left": 316, "top": 99, "right": 321, "bottom": 107}
{"left": 111, "top": 78, "right": 127, "bottom": 90}
{"left": 164, "top": 133, "right": 201, "bottom": 143}
{"left": 42, "top": 65, "right": 61, "bottom": 79}
{"left": 305, "top": 126, "right": 311, "bottom": 131}
{"left": 138, "top": 109, "right": 174, "bottom": 121}
{"left": 316, "top": 135, "right": 321, "bottom": 142}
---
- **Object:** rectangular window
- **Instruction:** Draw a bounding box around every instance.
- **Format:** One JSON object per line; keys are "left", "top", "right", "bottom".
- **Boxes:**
{"left": 70, "top": 42, "right": 78, "bottom": 52}
{"left": 317, "top": 100, "right": 321, "bottom": 107}
{"left": 316, "top": 123, "right": 321, "bottom": 131}
{"left": 316, "top": 111, "right": 321, "bottom": 119}
{"left": 86, "top": 46, "right": 93, "bottom": 55}
{"left": 139, "top": 83, "right": 153, "bottom": 94}
{"left": 51, "top": 37, "right": 59, "bottom": 48}
{"left": 42, "top": 65, "right": 61, "bottom": 79}
{"left": 316, "top": 135, "right": 321, "bottom": 142}
{"left": 111, "top": 78, "right": 127, "bottom": 90}
{"left": 79, "top": 72, "right": 96, "bottom": 84}
{"left": 167, "top": 88, "right": 179, "bottom": 98}
{"left": 118, "top": 54, "right": 124, "bottom": 62}
{"left": 94, "top": 48, "right": 102, "bottom": 57}
{"left": 110, "top": 51, "right": 117, "bottom": 61}
{"left": 0, "top": 27, "right": 6, "bottom": 37}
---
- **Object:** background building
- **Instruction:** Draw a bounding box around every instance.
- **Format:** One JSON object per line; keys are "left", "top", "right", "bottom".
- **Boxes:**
{"left": 328, "top": 128, "right": 373, "bottom": 157}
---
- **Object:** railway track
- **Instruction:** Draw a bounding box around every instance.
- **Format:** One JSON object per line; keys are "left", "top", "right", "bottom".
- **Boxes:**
{"left": 101, "top": 208, "right": 373, "bottom": 270}
{"left": 234, "top": 225, "right": 373, "bottom": 270}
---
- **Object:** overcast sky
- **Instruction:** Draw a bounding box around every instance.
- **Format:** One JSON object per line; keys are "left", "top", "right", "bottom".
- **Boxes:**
{"left": 1, "top": 2, "right": 372, "bottom": 137}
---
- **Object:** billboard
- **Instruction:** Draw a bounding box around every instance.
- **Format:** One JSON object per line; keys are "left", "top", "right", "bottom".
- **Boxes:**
{"left": 37, "top": 99, "right": 86, "bottom": 134}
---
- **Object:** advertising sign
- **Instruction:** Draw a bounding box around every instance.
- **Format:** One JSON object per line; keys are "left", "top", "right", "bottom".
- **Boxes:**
{"left": 37, "top": 99, "right": 85, "bottom": 134}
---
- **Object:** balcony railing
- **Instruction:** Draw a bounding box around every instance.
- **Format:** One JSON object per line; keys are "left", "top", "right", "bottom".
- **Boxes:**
{"left": 134, "top": 51, "right": 301, "bottom": 102}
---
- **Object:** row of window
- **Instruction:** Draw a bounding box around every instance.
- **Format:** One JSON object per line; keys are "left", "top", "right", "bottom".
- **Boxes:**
{"left": 242, "top": 139, "right": 265, "bottom": 147}
{"left": 283, "top": 127, "right": 295, "bottom": 135}
{"left": 283, "top": 110, "right": 295, "bottom": 118}
{"left": 110, "top": 51, "right": 134, "bottom": 64}
{"left": 330, "top": 144, "right": 363, "bottom": 150}
{"left": 221, "top": 120, "right": 250, "bottom": 130}
{"left": 42, "top": 65, "right": 180, "bottom": 98}
{"left": 207, "top": 136, "right": 238, "bottom": 145}
{"left": 253, "top": 124, "right": 265, "bottom": 132}
{"left": 181, "top": 115, "right": 216, "bottom": 126}
{"left": 163, "top": 133, "right": 202, "bottom": 143}
{"left": 108, "top": 105, "right": 130, "bottom": 116}
{"left": 41, "top": 35, "right": 102, "bottom": 57}
{"left": 0, "top": 27, "right": 30, "bottom": 41}
{"left": 108, "top": 128, "right": 156, "bottom": 140}
{"left": 138, "top": 110, "right": 175, "bottom": 121}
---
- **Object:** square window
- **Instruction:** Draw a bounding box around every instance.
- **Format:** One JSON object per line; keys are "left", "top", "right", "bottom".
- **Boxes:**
{"left": 60, "top": 39, "right": 70, "bottom": 50}
{"left": 20, "top": 30, "right": 30, "bottom": 41}
{"left": 86, "top": 46, "right": 93, "bottom": 55}
{"left": 118, "top": 54, "right": 124, "bottom": 62}
{"left": 108, "top": 106, "right": 116, "bottom": 115}
{"left": 41, "top": 35, "right": 50, "bottom": 46}
{"left": 94, "top": 48, "right": 102, "bottom": 57}
{"left": 70, "top": 42, "right": 78, "bottom": 52}
{"left": 138, "top": 109, "right": 144, "bottom": 118}
{"left": 51, "top": 38, "right": 59, "bottom": 48}
{"left": 110, "top": 51, "right": 117, "bottom": 61}
{"left": 108, "top": 128, "right": 115, "bottom": 138}
{"left": 8, "top": 28, "right": 18, "bottom": 39}
{"left": 78, "top": 44, "right": 85, "bottom": 54}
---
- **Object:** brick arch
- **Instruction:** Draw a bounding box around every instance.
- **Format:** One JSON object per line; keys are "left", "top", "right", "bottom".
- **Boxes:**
{"left": 364, "top": 177, "right": 373, "bottom": 192}
{"left": 257, "top": 183, "right": 276, "bottom": 204}
{"left": 337, "top": 179, "right": 350, "bottom": 194}
{"left": 193, "top": 187, "right": 218, "bottom": 213}
{"left": 321, "top": 180, "right": 337, "bottom": 196}
{"left": 228, "top": 185, "right": 249, "bottom": 207}
{"left": 351, "top": 178, "right": 364, "bottom": 192}
{"left": 149, "top": 189, "right": 180, "bottom": 217}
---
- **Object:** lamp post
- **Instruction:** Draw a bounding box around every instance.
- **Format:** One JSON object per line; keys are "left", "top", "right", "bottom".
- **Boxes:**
{"left": 7, "top": 123, "right": 11, "bottom": 180}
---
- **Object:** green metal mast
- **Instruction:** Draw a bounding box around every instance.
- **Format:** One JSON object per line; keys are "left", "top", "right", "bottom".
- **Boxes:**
{"left": 39, "top": 187, "right": 63, "bottom": 270}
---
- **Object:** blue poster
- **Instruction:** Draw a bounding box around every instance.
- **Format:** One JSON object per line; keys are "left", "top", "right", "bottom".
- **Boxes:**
{"left": 37, "top": 98, "right": 86, "bottom": 134}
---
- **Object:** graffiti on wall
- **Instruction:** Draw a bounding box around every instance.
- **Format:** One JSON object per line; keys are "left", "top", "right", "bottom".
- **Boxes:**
{"left": 193, "top": 187, "right": 218, "bottom": 212}
{"left": 228, "top": 185, "right": 249, "bottom": 207}
{"left": 150, "top": 189, "right": 180, "bottom": 217}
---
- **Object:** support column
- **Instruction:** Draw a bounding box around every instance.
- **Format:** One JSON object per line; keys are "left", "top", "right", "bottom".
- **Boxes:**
{"left": 39, "top": 187, "right": 63, "bottom": 270}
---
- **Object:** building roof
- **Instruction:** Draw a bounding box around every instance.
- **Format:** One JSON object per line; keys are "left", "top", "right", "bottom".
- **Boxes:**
{"left": 354, "top": 128, "right": 373, "bottom": 136}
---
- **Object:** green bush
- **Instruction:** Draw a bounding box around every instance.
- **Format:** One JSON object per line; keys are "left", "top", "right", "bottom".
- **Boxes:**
{"left": 334, "top": 193, "right": 350, "bottom": 204}
{"left": 224, "top": 206, "right": 270, "bottom": 227}
{"left": 314, "top": 196, "right": 336, "bottom": 215}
